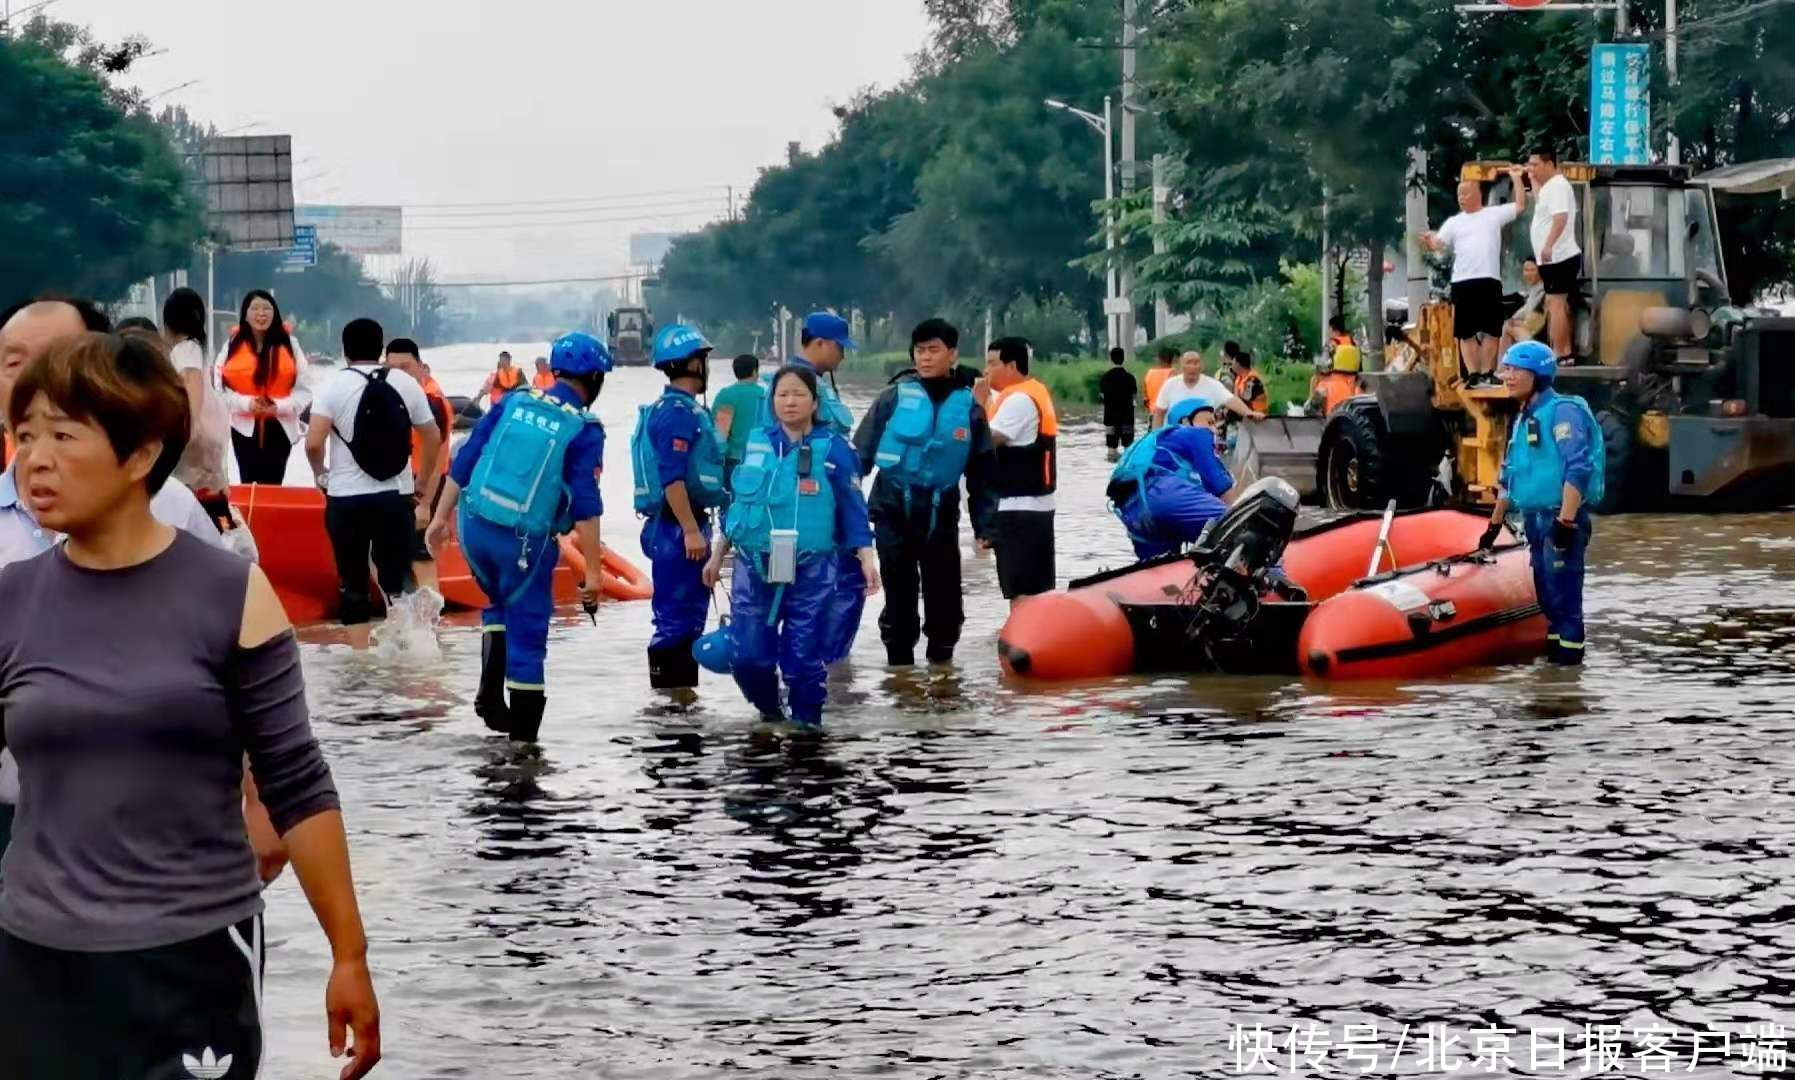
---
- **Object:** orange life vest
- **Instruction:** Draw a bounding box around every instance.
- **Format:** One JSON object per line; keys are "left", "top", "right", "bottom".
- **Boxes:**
{"left": 488, "top": 366, "right": 523, "bottom": 404}
{"left": 1143, "top": 366, "right": 1173, "bottom": 412}
{"left": 532, "top": 371, "right": 556, "bottom": 390}
{"left": 1234, "top": 370, "right": 1269, "bottom": 414}
{"left": 990, "top": 377, "right": 1059, "bottom": 497}
{"left": 1318, "top": 372, "right": 1359, "bottom": 417}
{"left": 219, "top": 341, "right": 299, "bottom": 399}
{"left": 412, "top": 387, "right": 454, "bottom": 479}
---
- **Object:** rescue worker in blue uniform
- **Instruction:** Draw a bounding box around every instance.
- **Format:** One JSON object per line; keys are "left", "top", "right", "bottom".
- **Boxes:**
{"left": 426, "top": 330, "right": 610, "bottom": 741}
{"left": 632, "top": 324, "right": 727, "bottom": 689}
{"left": 1107, "top": 397, "right": 1235, "bottom": 560}
{"left": 851, "top": 318, "right": 996, "bottom": 666}
{"left": 760, "top": 311, "right": 862, "bottom": 663}
{"left": 1480, "top": 340, "right": 1604, "bottom": 665}
{"left": 704, "top": 364, "right": 879, "bottom": 728}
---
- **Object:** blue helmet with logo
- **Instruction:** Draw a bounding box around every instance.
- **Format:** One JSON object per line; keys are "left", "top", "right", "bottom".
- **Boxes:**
{"left": 652, "top": 324, "right": 712, "bottom": 366}
{"left": 1166, "top": 397, "right": 1218, "bottom": 427}
{"left": 693, "top": 620, "right": 733, "bottom": 674}
{"left": 549, "top": 331, "right": 614, "bottom": 376}
{"left": 1500, "top": 340, "right": 1556, "bottom": 380}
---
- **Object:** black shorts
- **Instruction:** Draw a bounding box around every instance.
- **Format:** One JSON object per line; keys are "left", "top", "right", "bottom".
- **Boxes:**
{"left": 993, "top": 510, "right": 1056, "bottom": 599}
{"left": 1450, "top": 278, "right": 1504, "bottom": 340}
{"left": 324, "top": 491, "right": 415, "bottom": 624}
{"left": 0, "top": 915, "right": 264, "bottom": 1080}
{"left": 1105, "top": 424, "right": 1136, "bottom": 450}
{"left": 1539, "top": 254, "right": 1582, "bottom": 296}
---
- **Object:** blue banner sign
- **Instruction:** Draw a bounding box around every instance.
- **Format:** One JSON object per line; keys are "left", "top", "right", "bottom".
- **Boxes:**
{"left": 1590, "top": 43, "right": 1650, "bottom": 165}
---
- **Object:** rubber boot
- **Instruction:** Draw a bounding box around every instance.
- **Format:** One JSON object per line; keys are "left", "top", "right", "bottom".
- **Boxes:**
{"left": 648, "top": 642, "right": 701, "bottom": 690}
{"left": 475, "top": 631, "right": 511, "bottom": 734}
{"left": 508, "top": 689, "right": 546, "bottom": 743}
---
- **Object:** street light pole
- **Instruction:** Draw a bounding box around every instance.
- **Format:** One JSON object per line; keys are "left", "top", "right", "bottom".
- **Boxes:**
{"left": 1045, "top": 96, "right": 1119, "bottom": 353}
{"left": 1103, "top": 94, "right": 1117, "bottom": 353}
{"left": 1119, "top": 0, "right": 1138, "bottom": 348}
{"left": 1666, "top": 0, "right": 1680, "bottom": 165}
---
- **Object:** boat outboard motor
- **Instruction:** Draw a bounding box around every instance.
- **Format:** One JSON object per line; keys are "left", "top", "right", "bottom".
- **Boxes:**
{"left": 1194, "top": 477, "right": 1301, "bottom": 578}
{"left": 1180, "top": 477, "right": 1304, "bottom": 646}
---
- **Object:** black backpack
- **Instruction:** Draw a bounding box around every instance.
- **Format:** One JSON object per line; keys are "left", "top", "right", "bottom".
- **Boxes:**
{"left": 337, "top": 367, "right": 414, "bottom": 481}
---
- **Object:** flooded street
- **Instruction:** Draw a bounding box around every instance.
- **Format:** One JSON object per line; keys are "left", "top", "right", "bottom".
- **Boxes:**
{"left": 264, "top": 345, "right": 1795, "bottom": 1077}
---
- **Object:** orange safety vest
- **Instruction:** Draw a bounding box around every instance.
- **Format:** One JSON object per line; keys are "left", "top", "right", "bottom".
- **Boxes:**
{"left": 1318, "top": 372, "right": 1359, "bottom": 416}
{"left": 1143, "top": 366, "right": 1173, "bottom": 412}
{"left": 488, "top": 366, "right": 523, "bottom": 404}
{"left": 219, "top": 341, "right": 299, "bottom": 399}
{"left": 413, "top": 377, "right": 453, "bottom": 478}
{"left": 1233, "top": 371, "right": 1269, "bottom": 414}
{"left": 532, "top": 371, "right": 556, "bottom": 390}
{"left": 990, "top": 377, "right": 1059, "bottom": 497}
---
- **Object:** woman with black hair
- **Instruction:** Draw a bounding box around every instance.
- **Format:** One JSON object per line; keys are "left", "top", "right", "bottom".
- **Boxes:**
{"left": 164, "top": 287, "right": 233, "bottom": 517}
{"left": 218, "top": 289, "right": 308, "bottom": 484}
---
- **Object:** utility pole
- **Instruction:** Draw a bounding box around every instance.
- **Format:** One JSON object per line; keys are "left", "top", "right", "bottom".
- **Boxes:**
{"left": 1405, "top": 146, "right": 1430, "bottom": 335}
{"left": 1118, "top": 0, "right": 1138, "bottom": 351}
{"left": 1665, "top": 0, "right": 1679, "bottom": 165}
{"left": 1320, "top": 186, "right": 1331, "bottom": 360}
{"left": 1152, "top": 153, "right": 1171, "bottom": 338}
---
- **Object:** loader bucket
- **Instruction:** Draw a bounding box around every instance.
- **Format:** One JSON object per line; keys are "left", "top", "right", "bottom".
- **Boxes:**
{"left": 1230, "top": 415, "right": 1325, "bottom": 503}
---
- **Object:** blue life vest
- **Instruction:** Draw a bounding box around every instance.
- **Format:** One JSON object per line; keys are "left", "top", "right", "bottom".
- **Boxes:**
{"left": 1505, "top": 392, "right": 1606, "bottom": 512}
{"left": 760, "top": 368, "right": 854, "bottom": 434}
{"left": 464, "top": 390, "right": 597, "bottom": 537}
{"left": 630, "top": 392, "right": 727, "bottom": 515}
{"left": 873, "top": 380, "right": 975, "bottom": 492}
{"left": 725, "top": 427, "right": 838, "bottom": 557}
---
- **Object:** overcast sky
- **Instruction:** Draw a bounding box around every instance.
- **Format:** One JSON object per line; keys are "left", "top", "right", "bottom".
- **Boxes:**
{"left": 67, "top": 0, "right": 931, "bottom": 282}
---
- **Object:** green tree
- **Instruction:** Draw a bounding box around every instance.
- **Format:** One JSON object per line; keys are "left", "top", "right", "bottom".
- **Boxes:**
{"left": 0, "top": 33, "right": 204, "bottom": 303}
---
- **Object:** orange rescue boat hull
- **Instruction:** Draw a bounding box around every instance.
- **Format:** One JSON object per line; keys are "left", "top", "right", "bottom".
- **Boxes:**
{"left": 997, "top": 509, "right": 1493, "bottom": 681}
{"left": 230, "top": 484, "right": 651, "bottom": 622}
{"left": 1298, "top": 544, "right": 1546, "bottom": 680}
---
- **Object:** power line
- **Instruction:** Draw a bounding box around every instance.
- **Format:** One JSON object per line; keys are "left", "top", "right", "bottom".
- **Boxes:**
{"left": 405, "top": 207, "right": 727, "bottom": 232}
{"left": 431, "top": 273, "right": 644, "bottom": 288}
{"left": 407, "top": 194, "right": 727, "bottom": 221}
{"left": 400, "top": 185, "right": 732, "bottom": 211}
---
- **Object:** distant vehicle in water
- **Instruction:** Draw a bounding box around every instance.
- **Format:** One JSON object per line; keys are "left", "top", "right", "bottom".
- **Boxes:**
{"left": 607, "top": 306, "right": 654, "bottom": 366}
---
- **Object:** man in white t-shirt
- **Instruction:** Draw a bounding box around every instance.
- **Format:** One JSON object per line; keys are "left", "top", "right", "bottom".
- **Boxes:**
{"left": 304, "top": 317, "right": 440, "bottom": 640}
{"left": 978, "top": 336, "right": 1058, "bottom": 606}
{"left": 1421, "top": 168, "right": 1527, "bottom": 385}
{"left": 1528, "top": 148, "right": 1583, "bottom": 361}
{"left": 1151, "top": 351, "right": 1261, "bottom": 429}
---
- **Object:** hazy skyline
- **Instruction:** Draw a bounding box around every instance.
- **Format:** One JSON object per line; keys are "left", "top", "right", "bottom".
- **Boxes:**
{"left": 66, "top": 0, "right": 933, "bottom": 281}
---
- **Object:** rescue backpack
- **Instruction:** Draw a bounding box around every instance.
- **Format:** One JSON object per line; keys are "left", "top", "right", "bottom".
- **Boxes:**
{"left": 337, "top": 367, "right": 413, "bottom": 481}
{"left": 463, "top": 390, "right": 595, "bottom": 537}
{"left": 630, "top": 396, "right": 728, "bottom": 516}
{"left": 1105, "top": 428, "right": 1173, "bottom": 506}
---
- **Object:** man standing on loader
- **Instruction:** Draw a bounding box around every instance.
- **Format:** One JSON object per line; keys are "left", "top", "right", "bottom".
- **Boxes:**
{"left": 1479, "top": 341, "right": 1605, "bottom": 667}
{"left": 1527, "top": 148, "right": 1583, "bottom": 363}
{"left": 1422, "top": 167, "right": 1528, "bottom": 385}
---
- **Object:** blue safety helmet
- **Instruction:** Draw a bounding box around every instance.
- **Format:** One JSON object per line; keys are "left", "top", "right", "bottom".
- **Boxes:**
{"left": 1499, "top": 340, "right": 1556, "bottom": 380}
{"left": 693, "top": 619, "right": 733, "bottom": 674}
{"left": 1166, "top": 397, "right": 1218, "bottom": 427}
{"left": 652, "top": 324, "right": 712, "bottom": 366}
{"left": 549, "top": 331, "right": 614, "bottom": 376}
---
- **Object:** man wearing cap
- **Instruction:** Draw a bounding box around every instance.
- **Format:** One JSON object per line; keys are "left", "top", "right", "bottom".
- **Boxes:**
{"left": 635, "top": 324, "right": 728, "bottom": 689}
{"left": 764, "top": 312, "right": 864, "bottom": 663}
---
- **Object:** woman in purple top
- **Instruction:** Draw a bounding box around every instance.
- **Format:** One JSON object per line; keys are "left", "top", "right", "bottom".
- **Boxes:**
{"left": 0, "top": 332, "right": 381, "bottom": 1079}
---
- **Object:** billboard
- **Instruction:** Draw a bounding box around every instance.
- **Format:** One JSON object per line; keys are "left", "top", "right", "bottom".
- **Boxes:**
{"left": 629, "top": 231, "right": 678, "bottom": 268}
{"left": 297, "top": 205, "right": 404, "bottom": 255}
{"left": 200, "top": 135, "right": 295, "bottom": 250}
{"left": 1590, "top": 43, "right": 1650, "bottom": 165}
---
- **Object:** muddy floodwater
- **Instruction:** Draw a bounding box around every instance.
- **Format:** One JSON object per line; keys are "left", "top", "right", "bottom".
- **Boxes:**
{"left": 263, "top": 345, "right": 1795, "bottom": 1078}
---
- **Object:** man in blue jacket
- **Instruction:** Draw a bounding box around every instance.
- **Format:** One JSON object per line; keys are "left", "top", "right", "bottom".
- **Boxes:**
{"left": 1479, "top": 340, "right": 1605, "bottom": 666}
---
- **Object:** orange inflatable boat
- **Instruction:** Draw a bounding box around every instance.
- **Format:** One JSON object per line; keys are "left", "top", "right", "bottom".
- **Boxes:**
{"left": 230, "top": 484, "right": 652, "bottom": 622}
{"left": 1298, "top": 545, "right": 1545, "bottom": 680}
{"left": 997, "top": 507, "right": 1505, "bottom": 681}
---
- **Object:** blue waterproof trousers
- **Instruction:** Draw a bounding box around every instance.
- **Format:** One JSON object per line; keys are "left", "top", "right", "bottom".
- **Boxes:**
{"left": 1523, "top": 509, "right": 1590, "bottom": 665}
{"left": 729, "top": 554, "right": 835, "bottom": 727}
{"left": 818, "top": 553, "right": 866, "bottom": 665}
{"left": 642, "top": 513, "right": 712, "bottom": 651}
{"left": 460, "top": 512, "right": 559, "bottom": 690}
{"left": 1120, "top": 474, "right": 1230, "bottom": 561}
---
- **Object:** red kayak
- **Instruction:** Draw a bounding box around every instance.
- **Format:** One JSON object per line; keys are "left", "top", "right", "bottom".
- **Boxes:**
{"left": 997, "top": 508, "right": 1495, "bottom": 681}
{"left": 1298, "top": 544, "right": 1546, "bottom": 680}
{"left": 230, "top": 484, "right": 651, "bottom": 623}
